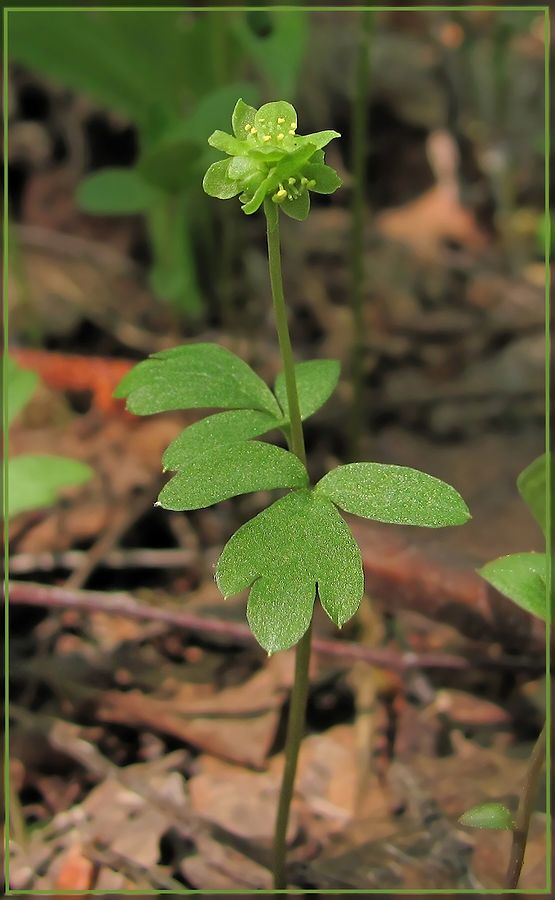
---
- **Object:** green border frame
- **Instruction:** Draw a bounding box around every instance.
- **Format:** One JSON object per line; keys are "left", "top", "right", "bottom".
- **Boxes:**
{"left": 2, "top": 3, "right": 551, "bottom": 895}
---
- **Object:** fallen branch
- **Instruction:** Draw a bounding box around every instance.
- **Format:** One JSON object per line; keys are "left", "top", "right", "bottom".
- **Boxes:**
{"left": 8, "top": 547, "right": 196, "bottom": 575}
{"left": 6, "top": 581, "right": 541, "bottom": 673}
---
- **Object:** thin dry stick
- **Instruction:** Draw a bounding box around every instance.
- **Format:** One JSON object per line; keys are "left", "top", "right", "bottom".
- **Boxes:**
{"left": 505, "top": 722, "right": 547, "bottom": 889}
{"left": 8, "top": 547, "right": 196, "bottom": 575}
{"left": 6, "top": 580, "right": 541, "bottom": 673}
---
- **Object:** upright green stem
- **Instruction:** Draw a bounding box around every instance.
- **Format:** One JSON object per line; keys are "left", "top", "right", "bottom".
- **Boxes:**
{"left": 505, "top": 722, "right": 547, "bottom": 889}
{"left": 264, "top": 197, "right": 311, "bottom": 890}
{"left": 349, "top": 10, "right": 373, "bottom": 459}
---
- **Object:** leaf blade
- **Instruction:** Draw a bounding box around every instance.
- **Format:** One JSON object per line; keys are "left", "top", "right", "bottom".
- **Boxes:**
{"left": 479, "top": 552, "right": 547, "bottom": 621}
{"left": 274, "top": 359, "right": 340, "bottom": 422}
{"left": 77, "top": 169, "right": 158, "bottom": 215}
{"left": 517, "top": 453, "right": 549, "bottom": 535}
{"left": 458, "top": 802, "right": 514, "bottom": 831}
{"left": 114, "top": 343, "right": 282, "bottom": 418}
{"left": 6, "top": 356, "right": 38, "bottom": 427}
{"left": 316, "top": 463, "right": 471, "bottom": 528}
{"left": 8, "top": 454, "right": 93, "bottom": 518}
{"left": 158, "top": 441, "right": 308, "bottom": 511}
{"left": 162, "top": 409, "right": 280, "bottom": 472}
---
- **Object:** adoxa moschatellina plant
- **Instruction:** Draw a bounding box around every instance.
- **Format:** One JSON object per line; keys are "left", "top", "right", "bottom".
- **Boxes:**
{"left": 459, "top": 453, "right": 550, "bottom": 890}
{"left": 114, "top": 99, "right": 471, "bottom": 890}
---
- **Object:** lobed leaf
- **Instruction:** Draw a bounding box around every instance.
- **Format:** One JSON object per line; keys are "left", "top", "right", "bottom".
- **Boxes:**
{"left": 114, "top": 343, "right": 281, "bottom": 418}
{"left": 162, "top": 409, "right": 280, "bottom": 472}
{"left": 458, "top": 802, "right": 514, "bottom": 831}
{"left": 303, "top": 163, "right": 342, "bottom": 194}
{"left": 281, "top": 192, "right": 310, "bottom": 221}
{"left": 6, "top": 356, "right": 38, "bottom": 428}
{"left": 77, "top": 168, "right": 158, "bottom": 214}
{"left": 479, "top": 552, "right": 547, "bottom": 622}
{"left": 274, "top": 360, "right": 340, "bottom": 421}
{"left": 216, "top": 490, "right": 364, "bottom": 653}
{"left": 517, "top": 453, "right": 549, "bottom": 536}
{"left": 316, "top": 463, "right": 470, "bottom": 527}
{"left": 8, "top": 454, "right": 93, "bottom": 518}
{"left": 158, "top": 441, "right": 307, "bottom": 511}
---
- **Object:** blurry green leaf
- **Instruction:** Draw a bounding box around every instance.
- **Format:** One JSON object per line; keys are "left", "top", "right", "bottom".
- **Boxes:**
{"left": 187, "top": 83, "right": 259, "bottom": 143}
{"left": 479, "top": 552, "right": 547, "bottom": 622}
{"left": 303, "top": 163, "right": 342, "bottom": 194}
{"left": 216, "top": 489, "right": 364, "bottom": 653}
{"left": 146, "top": 198, "right": 203, "bottom": 316}
{"left": 316, "top": 463, "right": 471, "bottom": 527}
{"left": 281, "top": 192, "right": 310, "bottom": 221}
{"left": 138, "top": 140, "right": 200, "bottom": 192}
{"left": 203, "top": 159, "right": 241, "bottom": 199}
{"left": 6, "top": 356, "right": 38, "bottom": 427}
{"left": 8, "top": 454, "right": 93, "bottom": 518}
{"left": 8, "top": 11, "right": 167, "bottom": 125}
{"left": 233, "top": 10, "right": 307, "bottom": 98}
{"left": 162, "top": 409, "right": 280, "bottom": 472}
{"left": 158, "top": 441, "right": 307, "bottom": 510}
{"left": 517, "top": 453, "right": 549, "bottom": 536}
{"left": 114, "top": 343, "right": 282, "bottom": 418}
{"left": 458, "top": 802, "right": 514, "bottom": 831}
{"left": 77, "top": 169, "right": 158, "bottom": 215}
{"left": 274, "top": 360, "right": 340, "bottom": 421}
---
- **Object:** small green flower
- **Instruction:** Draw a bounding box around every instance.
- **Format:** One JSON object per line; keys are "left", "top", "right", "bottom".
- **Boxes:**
{"left": 202, "top": 99, "right": 341, "bottom": 220}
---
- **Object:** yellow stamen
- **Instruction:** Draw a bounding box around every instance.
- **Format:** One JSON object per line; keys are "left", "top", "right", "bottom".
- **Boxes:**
{"left": 277, "top": 133, "right": 284, "bottom": 140}
{"left": 262, "top": 135, "right": 271, "bottom": 142}
{"left": 288, "top": 129, "right": 295, "bottom": 135}
{"left": 288, "top": 177, "right": 296, "bottom": 184}
{"left": 244, "top": 124, "right": 251, "bottom": 131}
{"left": 250, "top": 126, "right": 257, "bottom": 134}
{"left": 277, "top": 117, "right": 285, "bottom": 124}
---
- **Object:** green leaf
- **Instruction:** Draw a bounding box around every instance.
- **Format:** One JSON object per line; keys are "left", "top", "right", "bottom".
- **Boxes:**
{"left": 186, "top": 84, "right": 259, "bottom": 143}
{"left": 281, "top": 192, "right": 310, "bottom": 221}
{"left": 8, "top": 454, "right": 93, "bottom": 518}
{"left": 216, "top": 490, "right": 364, "bottom": 653}
{"left": 303, "top": 163, "right": 342, "bottom": 194}
{"left": 232, "top": 98, "right": 257, "bottom": 138}
{"left": 158, "top": 441, "right": 308, "bottom": 511}
{"left": 517, "top": 453, "right": 549, "bottom": 535}
{"left": 274, "top": 360, "right": 340, "bottom": 422}
{"left": 6, "top": 356, "right": 38, "bottom": 427}
{"left": 232, "top": 11, "right": 307, "bottom": 98}
{"left": 77, "top": 169, "right": 158, "bottom": 215}
{"left": 479, "top": 552, "right": 547, "bottom": 622}
{"left": 114, "top": 343, "right": 282, "bottom": 418}
{"left": 458, "top": 803, "right": 514, "bottom": 831}
{"left": 316, "top": 463, "right": 471, "bottom": 527}
{"left": 162, "top": 409, "right": 280, "bottom": 472}
{"left": 208, "top": 130, "right": 246, "bottom": 156}
{"left": 202, "top": 159, "right": 241, "bottom": 200}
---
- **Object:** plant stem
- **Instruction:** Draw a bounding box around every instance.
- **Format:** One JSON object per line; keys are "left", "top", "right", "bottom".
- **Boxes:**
{"left": 349, "top": 9, "right": 373, "bottom": 459}
{"left": 505, "top": 721, "right": 547, "bottom": 889}
{"left": 264, "top": 197, "right": 310, "bottom": 889}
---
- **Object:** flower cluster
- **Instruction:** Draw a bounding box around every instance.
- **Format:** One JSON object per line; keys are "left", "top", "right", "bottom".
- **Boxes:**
{"left": 202, "top": 99, "right": 342, "bottom": 219}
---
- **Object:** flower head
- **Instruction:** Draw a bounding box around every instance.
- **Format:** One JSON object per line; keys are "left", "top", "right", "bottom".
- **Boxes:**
{"left": 202, "top": 99, "right": 342, "bottom": 220}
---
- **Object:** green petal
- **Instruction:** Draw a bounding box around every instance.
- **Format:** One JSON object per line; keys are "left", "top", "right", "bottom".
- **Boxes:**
{"left": 304, "top": 163, "right": 342, "bottom": 194}
{"left": 295, "top": 130, "right": 340, "bottom": 151}
{"left": 281, "top": 192, "right": 310, "bottom": 221}
{"left": 202, "top": 159, "right": 241, "bottom": 199}
{"left": 254, "top": 100, "right": 298, "bottom": 140}
{"left": 232, "top": 98, "right": 257, "bottom": 138}
{"left": 207, "top": 129, "right": 245, "bottom": 156}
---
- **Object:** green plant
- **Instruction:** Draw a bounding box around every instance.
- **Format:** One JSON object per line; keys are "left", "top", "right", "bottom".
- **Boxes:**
{"left": 9, "top": 10, "right": 306, "bottom": 319}
{"left": 115, "top": 98, "right": 471, "bottom": 890}
{"left": 6, "top": 356, "right": 93, "bottom": 518}
{"left": 459, "top": 452, "right": 550, "bottom": 889}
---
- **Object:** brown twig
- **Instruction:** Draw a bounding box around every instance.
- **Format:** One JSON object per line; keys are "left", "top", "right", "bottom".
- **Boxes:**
{"left": 8, "top": 547, "right": 196, "bottom": 575}
{"left": 6, "top": 580, "right": 542, "bottom": 673}
{"left": 505, "top": 722, "right": 547, "bottom": 889}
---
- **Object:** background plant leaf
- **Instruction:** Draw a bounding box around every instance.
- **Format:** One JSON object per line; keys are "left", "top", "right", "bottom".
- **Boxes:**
{"left": 114, "top": 343, "right": 282, "bottom": 418}
{"left": 517, "top": 453, "right": 549, "bottom": 536}
{"left": 316, "top": 463, "right": 470, "bottom": 527}
{"left": 479, "top": 552, "right": 547, "bottom": 621}
{"left": 6, "top": 356, "right": 38, "bottom": 427}
{"left": 8, "top": 455, "right": 94, "bottom": 519}
{"left": 458, "top": 802, "right": 514, "bottom": 831}
{"left": 158, "top": 441, "right": 307, "bottom": 510}
{"left": 216, "top": 490, "right": 364, "bottom": 653}
{"left": 274, "top": 359, "right": 340, "bottom": 422}
{"left": 162, "top": 409, "right": 280, "bottom": 472}
{"left": 77, "top": 169, "right": 159, "bottom": 215}
{"left": 231, "top": 10, "right": 307, "bottom": 99}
